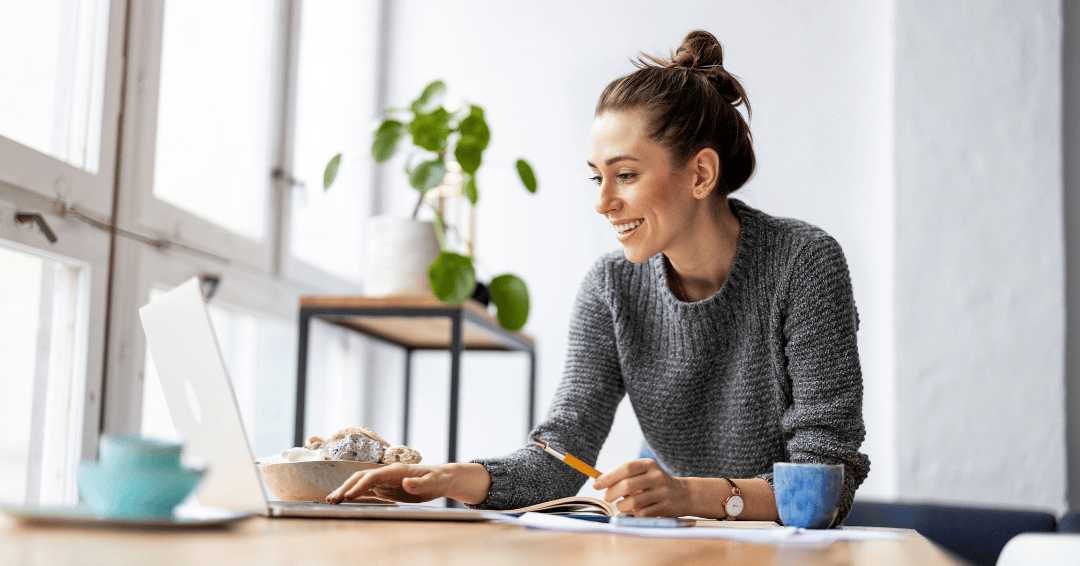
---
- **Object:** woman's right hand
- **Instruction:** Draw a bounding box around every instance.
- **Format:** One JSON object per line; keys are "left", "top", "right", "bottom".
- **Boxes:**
{"left": 326, "top": 462, "right": 491, "bottom": 505}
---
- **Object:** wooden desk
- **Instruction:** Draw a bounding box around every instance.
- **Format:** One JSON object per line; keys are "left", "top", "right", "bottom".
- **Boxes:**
{"left": 294, "top": 295, "right": 536, "bottom": 465}
{"left": 0, "top": 515, "right": 967, "bottom": 566}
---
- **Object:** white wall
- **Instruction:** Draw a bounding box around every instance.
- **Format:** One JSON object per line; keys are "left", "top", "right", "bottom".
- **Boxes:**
{"left": 374, "top": 0, "right": 900, "bottom": 499}
{"left": 894, "top": 0, "right": 1066, "bottom": 512}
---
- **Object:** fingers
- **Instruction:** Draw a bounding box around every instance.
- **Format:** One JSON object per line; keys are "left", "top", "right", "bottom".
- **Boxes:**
{"left": 327, "top": 465, "right": 410, "bottom": 504}
{"left": 599, "top": 460, "right": 667, "bottom": 503}
{"left": 593, "top": 458, "right": 655, "bottom": 490}
{"left": 343, "top": 467, "right": 403, "bottom": 501}
{"left": 327, "top": 470, "right": 369, "bottom": 504}
{"left": 615, "top": 489, "right": 659, "bottom": 516}
{"left": 603, "top": 473, "right": 655, "bottom": 503}
{"left": 620, "top": 496, "right": 672, "bottom": 518}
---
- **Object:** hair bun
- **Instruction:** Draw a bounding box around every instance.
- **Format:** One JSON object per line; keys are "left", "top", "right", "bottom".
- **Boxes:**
{"left": 672, "top": 30, "right": 724, "bottom": 70}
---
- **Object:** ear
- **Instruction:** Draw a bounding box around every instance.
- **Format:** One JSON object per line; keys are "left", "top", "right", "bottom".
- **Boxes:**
{"left": 689, "top": 148, "right": 720, "bottom": 200}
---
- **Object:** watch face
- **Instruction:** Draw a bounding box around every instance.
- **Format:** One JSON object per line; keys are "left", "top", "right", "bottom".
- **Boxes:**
{"left": 725, "top": 495, "right": 744, "bottom": 517}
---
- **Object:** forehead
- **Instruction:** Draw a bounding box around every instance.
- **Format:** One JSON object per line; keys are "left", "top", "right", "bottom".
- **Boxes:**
{"left": 589, "top": 108, "right": 660, "bottom": 165}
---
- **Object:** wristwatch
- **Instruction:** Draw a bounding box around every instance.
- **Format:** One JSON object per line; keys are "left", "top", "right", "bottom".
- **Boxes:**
{"left": 720, "top": 478, "right": 744, "bottom": 520}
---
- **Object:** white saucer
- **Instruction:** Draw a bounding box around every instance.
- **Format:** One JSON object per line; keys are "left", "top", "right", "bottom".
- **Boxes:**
{"left": 0, "top": 504, "right": 257, "bottom": 529}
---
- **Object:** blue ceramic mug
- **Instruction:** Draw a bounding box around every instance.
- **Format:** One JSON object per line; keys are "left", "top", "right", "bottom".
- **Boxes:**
{"left": 773, "top": 462, "right": 844, "bottom": 529}
{"left": 78, "top": 435, "right": 204, "bottom": 519}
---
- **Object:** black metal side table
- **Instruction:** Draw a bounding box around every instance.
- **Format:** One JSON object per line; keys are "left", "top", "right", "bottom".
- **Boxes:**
{"left": 293, "top": 295, "right": 536, "bottom": 468}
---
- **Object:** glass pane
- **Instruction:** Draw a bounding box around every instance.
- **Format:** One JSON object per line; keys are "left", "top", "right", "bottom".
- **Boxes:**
{"left": 0, "top": 0, "right": 108, "bottom": 171}
{"left": 289, "top": 0, "right": 379, "bottom": 281}
{"left": 152, "top": 0, "right": 276, "bottom": 241}
{"left": 302, "top": 319, "right": 369, "bottom": 442}
{"left": 141, "top": 293, "right": 297, "bottom": 461}
{"left": 0, "top": 242, "right": 87, "bottom": 507}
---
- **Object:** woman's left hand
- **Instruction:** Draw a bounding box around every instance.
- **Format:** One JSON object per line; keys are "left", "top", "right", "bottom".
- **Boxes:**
{"left": 593, "top": 458, "right": 692, "bottom": 517}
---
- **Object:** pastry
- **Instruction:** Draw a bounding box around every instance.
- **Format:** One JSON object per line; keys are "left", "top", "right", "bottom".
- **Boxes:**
{"left": 381, "top": 445, "right": 422, "bottom": 465}
{"left": 327, "top": 427, "right": 390, "bottom": 448}
{"left": 327, "top": 433, "right": 384, "bottom": 463}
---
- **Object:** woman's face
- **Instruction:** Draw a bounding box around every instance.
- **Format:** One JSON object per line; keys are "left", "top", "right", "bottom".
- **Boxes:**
{"left": 589, "top": 107, "right": 697, "bottom": 264}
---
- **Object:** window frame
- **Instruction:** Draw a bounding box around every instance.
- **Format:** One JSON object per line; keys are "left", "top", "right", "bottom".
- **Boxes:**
{"left": 120, "top": 0, "right": 291, "bottom": 273}
{"left": 105, "top": 0, "right": 379, "bottom": 432}
{"left": 0, "top": 0, "right": 126, "bottom": 219}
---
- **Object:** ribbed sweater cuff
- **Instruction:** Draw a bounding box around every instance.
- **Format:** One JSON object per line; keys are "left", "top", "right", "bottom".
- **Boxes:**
{"left": 464, "top": 459, "right": 514, "bottom": 510}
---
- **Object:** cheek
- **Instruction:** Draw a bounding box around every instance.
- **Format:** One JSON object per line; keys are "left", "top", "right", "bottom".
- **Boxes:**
{"left": 642, "top": 183, "right": 685, "bottom": 222}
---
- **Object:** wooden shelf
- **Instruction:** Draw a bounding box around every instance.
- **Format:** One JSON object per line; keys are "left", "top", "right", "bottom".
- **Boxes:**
{"left": 299, "top": 294, "right": 534, "bottom": 351}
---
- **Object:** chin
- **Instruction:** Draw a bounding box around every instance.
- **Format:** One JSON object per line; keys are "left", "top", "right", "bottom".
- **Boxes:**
{"left": 620, "top": 247, "right": 653, "bottom": 264}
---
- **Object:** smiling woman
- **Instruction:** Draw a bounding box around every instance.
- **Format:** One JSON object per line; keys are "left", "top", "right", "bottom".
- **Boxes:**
{"left": 324, "top": 30, "right": 870, "bottom": 528}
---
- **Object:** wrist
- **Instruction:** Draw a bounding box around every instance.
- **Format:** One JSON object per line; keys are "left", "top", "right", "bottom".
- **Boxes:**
{"left": 683, "top": 477, "right": 729, "bottom": 519}
{"left": 445, "top": 463, "right": 491, "bottom": 505}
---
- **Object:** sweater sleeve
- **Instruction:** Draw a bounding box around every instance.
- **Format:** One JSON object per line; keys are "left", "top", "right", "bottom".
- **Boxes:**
{"left": 774, "top": 234, "right": 871, "bottom": 526}
{"left": 467, "top": 259, "right": 626, "bottom": 510}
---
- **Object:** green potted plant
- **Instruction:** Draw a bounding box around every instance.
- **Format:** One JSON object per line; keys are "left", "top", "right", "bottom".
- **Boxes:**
{"left": 324, "top": 80, "right": 537, "bottom": 332}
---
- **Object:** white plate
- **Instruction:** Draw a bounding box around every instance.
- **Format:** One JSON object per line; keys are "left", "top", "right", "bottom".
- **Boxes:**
{"left": 0, "top": 504, "right": 257, "bottom": 529}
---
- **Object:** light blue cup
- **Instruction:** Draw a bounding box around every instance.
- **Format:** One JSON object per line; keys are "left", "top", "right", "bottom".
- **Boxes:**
{"left": 773, "top": 462, "right": 844, "bottom": 529}
{"left": 78, "top": 435, "right": 204, "bottom": 519}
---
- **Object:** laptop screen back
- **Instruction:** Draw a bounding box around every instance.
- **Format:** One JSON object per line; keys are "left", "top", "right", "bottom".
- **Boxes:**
{"left": 139, "top": 278, "right": 267, "bottom": 515}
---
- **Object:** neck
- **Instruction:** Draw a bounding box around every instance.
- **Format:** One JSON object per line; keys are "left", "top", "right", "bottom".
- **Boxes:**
{"left": 665, "top": 198, "right": 741, "bottom": 302}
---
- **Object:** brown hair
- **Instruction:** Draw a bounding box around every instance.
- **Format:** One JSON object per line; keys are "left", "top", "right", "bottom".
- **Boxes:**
{"left": 595, "top": 30, "right": 755, "bottom": 194}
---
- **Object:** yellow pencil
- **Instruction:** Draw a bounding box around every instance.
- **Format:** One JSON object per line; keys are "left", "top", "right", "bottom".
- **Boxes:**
{"left": 533, "top": 438, "right": 603, "bottom": 479}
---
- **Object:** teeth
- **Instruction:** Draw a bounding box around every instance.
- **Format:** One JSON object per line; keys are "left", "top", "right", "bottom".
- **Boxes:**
{"left": 616, "top": 219, "right": 642, "bottom": 234}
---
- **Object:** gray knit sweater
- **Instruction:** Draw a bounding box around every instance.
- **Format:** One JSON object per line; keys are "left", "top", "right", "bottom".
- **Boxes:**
{"left": 471, "top": 199, "right": 870, "bottom": 524}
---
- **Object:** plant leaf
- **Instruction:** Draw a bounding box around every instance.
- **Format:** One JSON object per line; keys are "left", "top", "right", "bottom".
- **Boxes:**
{"left": 412, "top": 80, "right": 446, "bottom": 114}
{"left": 516, "top": 159, "right": 538, "bottom": 193}
{"left": 458, "top": 105, "right": 490, "bottom": 151}
{"left": 372, "top": 120, "right": 405, "bottom": 163}
{"left": 454, "top": 136, "right": 484, "bottom": 175}
{"left": 462, "top": 173, "right": 478, "bottom": 205}
{"left": 489, "top": 274, "right": 530, "bottom": 332}
{"left": 428, "top": 251, "right": 477, "bottom": 305}
{"left": 409, "top": 159, "right": 448, "bottom": 192}
{"left": 323, "top": 153, "right": 342, "bottom": 190}
{"left": 410, "top": 107, "right": 451, "bottom": 152}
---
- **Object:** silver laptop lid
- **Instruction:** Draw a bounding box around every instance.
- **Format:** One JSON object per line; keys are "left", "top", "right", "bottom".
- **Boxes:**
{"left": 139, "top": 278, "right": 267, "bottom": 515}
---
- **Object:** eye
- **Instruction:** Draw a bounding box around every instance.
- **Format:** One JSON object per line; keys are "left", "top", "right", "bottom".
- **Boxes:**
{"left": 588, "top": 176, "right": 602, "bottom": 186}
{"left": 617, "top": 173, "right": 636, "bottom": 182}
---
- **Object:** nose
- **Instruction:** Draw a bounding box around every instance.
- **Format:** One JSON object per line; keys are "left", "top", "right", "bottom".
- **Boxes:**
{"left": 594, "top": 178, "right": 618, "bottom": 216}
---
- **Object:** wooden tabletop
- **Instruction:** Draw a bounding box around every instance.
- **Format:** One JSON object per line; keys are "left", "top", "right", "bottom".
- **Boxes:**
{"left": 0, "top": 515, "right": 966, "bottom": 566}
{"left": 300, "top": 294, "right": 534, "bottom": 350}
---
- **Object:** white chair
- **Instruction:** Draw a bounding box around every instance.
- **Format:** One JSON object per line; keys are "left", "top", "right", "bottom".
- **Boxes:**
{"left": 996, "top": 533, "right": 1080, "bottom": 566}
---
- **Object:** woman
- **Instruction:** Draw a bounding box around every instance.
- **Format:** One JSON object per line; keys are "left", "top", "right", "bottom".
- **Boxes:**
{"left": 330, "top": 30, "right": 870, "bottom": 524}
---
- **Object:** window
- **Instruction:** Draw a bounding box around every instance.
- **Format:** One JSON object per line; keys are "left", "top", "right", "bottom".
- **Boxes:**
{"left": 150, "top": 0, "right": 277, "bottom": 242}
{"left": 1, "top": 0, "right": 384, "bottom": 506}
{"left": 0, "top": 0, "right": 123, "bottom": 508}
{"left": 287, "top": 0, "right": 381, "bottom": 282}
{"left": 0, "top": 0, "right": 109, "bottom": 172}
{"left": 0, "top": 243, "right": 89, "bottom": 507}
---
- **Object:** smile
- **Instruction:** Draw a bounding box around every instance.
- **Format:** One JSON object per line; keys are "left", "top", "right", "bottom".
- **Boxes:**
{"left": 614, "top": 219, "right": 643, "bottom": 235}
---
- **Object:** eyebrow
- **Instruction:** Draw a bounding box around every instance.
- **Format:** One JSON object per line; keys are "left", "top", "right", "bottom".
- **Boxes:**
{"left": 587, "top": 155, "right": 641, "bottom": 168}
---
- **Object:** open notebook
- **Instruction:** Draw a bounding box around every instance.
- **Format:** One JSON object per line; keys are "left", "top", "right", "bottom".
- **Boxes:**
{"left": 496, "top": 496, "right": 617, "bottom": 517}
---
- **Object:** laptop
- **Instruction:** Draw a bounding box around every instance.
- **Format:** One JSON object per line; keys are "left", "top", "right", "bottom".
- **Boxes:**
{"left": 139, "top": 278, "right": 499, "bottom": 521}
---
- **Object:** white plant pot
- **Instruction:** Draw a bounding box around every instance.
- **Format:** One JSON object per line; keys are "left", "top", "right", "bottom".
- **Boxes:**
{"left": 364, "top": 216, "right": 440, "bottom": 296}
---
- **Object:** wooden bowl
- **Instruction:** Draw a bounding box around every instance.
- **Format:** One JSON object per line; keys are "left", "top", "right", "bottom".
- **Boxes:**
{"left": 258, "top": 460, "right": 384, "bottom": 502}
